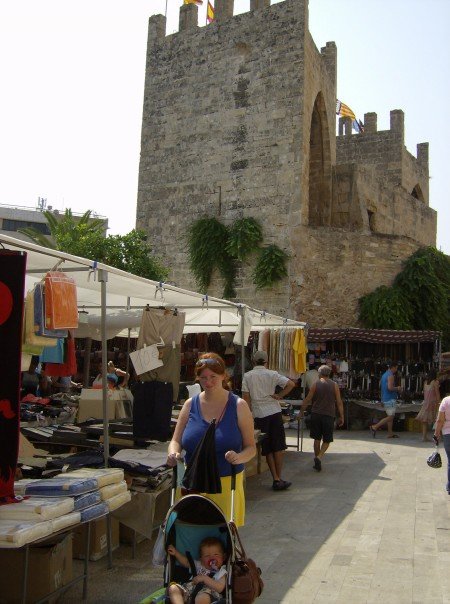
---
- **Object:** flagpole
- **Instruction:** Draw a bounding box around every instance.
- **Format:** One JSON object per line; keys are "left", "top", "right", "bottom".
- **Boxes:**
{"left": 165, "top": 0, "right": 168, "bottom": 18}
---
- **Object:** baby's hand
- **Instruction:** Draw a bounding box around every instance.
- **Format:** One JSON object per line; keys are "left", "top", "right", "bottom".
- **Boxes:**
{"left": 192, "top": 575, "right": 204, "bottom": 585}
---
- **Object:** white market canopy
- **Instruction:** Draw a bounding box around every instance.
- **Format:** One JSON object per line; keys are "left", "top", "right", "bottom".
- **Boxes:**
{"left": 0, "top": 234, "right": 306, "bottom": 341}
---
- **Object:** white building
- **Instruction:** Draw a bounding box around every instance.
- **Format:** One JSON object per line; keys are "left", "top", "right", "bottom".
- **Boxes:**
{"left": 0, "top": 201, "right": 108, "bottom": 243}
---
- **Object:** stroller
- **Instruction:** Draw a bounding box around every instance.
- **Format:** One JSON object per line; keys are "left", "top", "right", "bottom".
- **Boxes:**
{"left": 143, "top": 465, "right": 262, "bottom": 604}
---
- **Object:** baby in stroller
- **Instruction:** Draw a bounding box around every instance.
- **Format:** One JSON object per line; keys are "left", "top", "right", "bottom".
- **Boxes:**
{"left": 167, "top": 536, "right": 227, "bottom": 604}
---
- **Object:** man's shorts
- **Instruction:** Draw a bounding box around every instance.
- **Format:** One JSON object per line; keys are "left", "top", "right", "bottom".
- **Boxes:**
{"left": 309, "top": 412, "right": 335, "bottom": 443}
{"left": 254, "top": 412, "right": 287, "bottom": 455}
{"left": 383, "top": 403, "right": 397, "bottom": 417}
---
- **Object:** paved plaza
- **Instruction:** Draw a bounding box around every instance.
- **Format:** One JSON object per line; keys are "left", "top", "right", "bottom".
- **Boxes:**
{"left": 64, "top": 429, "right": 450, "bottom": 603}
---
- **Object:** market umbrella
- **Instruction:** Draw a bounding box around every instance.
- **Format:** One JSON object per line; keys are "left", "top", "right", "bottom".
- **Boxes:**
{"left": 181, "top": 419, "right": 222, "bottom": 494}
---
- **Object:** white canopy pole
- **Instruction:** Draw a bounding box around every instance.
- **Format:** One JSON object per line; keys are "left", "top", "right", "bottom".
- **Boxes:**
{"left": 240, "top": 306, "right": 246, "bottom": 388}
{"left": 98, "top": 269, "right": 109, "bottom": 467}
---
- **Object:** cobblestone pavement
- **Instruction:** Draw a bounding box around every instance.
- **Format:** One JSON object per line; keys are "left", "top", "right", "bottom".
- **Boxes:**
{"left": 63, "top": 430, "right": 450, "bottom": 603}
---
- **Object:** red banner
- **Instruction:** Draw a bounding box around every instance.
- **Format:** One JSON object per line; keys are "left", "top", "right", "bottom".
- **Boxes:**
{"left": 0, "top": 250, "right": 26, "bottom": 501}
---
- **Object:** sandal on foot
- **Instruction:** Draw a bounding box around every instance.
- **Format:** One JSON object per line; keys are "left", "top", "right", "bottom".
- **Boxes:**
{"left": 369, "top": 426, "right": 376, "bottom": 438}
{"left": 313, "top": 457, "right": 322, "bottom": 472}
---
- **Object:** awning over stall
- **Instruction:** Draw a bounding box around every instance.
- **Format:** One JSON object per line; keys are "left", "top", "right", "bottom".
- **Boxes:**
{"left": 307, "top": 327, "right": 440, "bottom": 344}
{"left": 0, "top": 234, "right": 305, "bottom": 339}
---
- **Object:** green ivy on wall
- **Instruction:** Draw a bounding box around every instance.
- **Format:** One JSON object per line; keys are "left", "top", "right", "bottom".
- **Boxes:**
{"left": 187, "top": 216, "right": 288, "bottom": 298}
{"left": 226, "top": 217, "right": 262, "bottom": 261}
{"left": 253, "top": 244, "right": 289, "bottom": 290}
{"left": 187, "top": 217, "right": 231, "bottom": 293}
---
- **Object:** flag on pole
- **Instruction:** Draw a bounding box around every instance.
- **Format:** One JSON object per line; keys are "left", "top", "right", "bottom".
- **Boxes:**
{"left": 184, "top": 0, "right": 203, "bottom": 5}
{"left": 336, "top": 99, "right": 356, "bottom": 121}
{"left": 352, "top": 119, "right": 365, "bottom": 134}
{"left": 207, "top": 0, "right": 215, "bottom": 22}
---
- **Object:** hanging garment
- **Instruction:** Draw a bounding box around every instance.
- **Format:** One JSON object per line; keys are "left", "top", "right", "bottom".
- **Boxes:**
{"left": 233, "top": 308, "right": 253, "bottom": 346}
{"left": 137, "top": 308, "right": 185, "bottom": 401}
{"left": 137, "top": 308, "right": 185, "bottom": 349}
{"left": 33, "top": 283, "right": 68, "bottom": 338}
{"left": 44, "top": 271, "right": 79, "bottom": 330}
{"left": 140, "top": 344, "right": 182, "bottom": 402}
{"left": 24, "top": 291, "right": 57, "bottom": 348}
{"left": 39, "top": 338, "right": 65, "bottom": 364}
{"left": 45, "top": 330, "right": 77, "bottom": 377}
{"left": 132, "top": 380, "right": 173, "bottom": 440}
{"left": 293, "top": 329, "right": 307, "bottom": 373}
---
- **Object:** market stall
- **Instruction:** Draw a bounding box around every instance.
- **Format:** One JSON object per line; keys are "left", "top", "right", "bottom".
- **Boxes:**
{"left": 0, "top": 233, "right": 305, "bottom": 461}
{"left": 306, "top": 327, "right": 441, "bottom": 430}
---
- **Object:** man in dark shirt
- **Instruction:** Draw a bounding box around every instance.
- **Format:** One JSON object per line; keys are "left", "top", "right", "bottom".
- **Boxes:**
{"left": 300, "top": 365, "right": 344, "bottom": 472}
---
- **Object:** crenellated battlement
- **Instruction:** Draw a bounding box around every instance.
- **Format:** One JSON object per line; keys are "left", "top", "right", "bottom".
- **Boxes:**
{"left": 137, "top": 0, "right": 436, "bottom": 329}
{"left": 150, "top": 0, "right": 278, "bottom": 39}
{"left": 338, "top": 109, "right": 428, "bottom": 169}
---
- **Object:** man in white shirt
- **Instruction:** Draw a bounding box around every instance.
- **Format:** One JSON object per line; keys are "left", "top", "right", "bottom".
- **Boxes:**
{"left": 242, "top": 351, "right": 296, "bottom": 491}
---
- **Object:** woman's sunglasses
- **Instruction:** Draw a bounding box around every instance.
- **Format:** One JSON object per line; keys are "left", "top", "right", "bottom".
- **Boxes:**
{"left": 196, "top": 358, "right": 221, "bottom": 368}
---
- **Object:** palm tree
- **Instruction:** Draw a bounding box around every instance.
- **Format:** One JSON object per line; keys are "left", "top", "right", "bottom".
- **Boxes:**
{"left": 19, "top": 209, "right": 107, "bottom": 250}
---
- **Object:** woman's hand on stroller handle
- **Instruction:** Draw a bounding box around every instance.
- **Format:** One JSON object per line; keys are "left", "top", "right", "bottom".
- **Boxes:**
{"left": 167, "top": 452, "right": 183, "bottom": 466}
{"left": 225, "top": 450, "right": 240, "bottom": 464}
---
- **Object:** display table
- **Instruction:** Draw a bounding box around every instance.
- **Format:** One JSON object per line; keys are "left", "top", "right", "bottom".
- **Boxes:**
{"left": 347, "top": 399, "right": 422, "bottom": 413}
{"left": 0, "top": 514, "right": 114, "bottom": 604}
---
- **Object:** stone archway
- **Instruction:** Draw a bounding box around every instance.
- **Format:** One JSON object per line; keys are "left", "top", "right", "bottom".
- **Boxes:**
{"left": 308, "top": 92, "right": 332, "bottom": 226}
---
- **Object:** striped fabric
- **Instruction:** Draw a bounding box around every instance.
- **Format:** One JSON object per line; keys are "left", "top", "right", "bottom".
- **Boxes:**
{"left": 207, "top": 0, "right": 215, "bottom": 22}
{"left": 336, "top": 99, "right": 356, "bottom": 121}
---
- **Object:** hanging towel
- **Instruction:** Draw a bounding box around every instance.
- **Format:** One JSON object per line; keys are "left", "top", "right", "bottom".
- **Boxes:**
{"left": 34, "top": 283, "right": 68, "bottom": 338}
{"left": 24, "top": 291, "right": 57, "bottom": 347}
{"left": 44, "top": 271, "right": 79, "bottom": 330}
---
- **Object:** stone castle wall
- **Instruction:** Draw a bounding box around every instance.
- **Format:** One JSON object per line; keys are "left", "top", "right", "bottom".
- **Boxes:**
{"left": 137, "top": 0, "right": 437, "bottom": 327}
{"left": 137, "top": 0, "right": 312, "bottom": 293}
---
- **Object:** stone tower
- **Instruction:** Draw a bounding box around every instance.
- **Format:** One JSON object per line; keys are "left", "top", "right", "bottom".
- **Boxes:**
{"left": 136, "top": 0, "right": 436, "bottom": 327}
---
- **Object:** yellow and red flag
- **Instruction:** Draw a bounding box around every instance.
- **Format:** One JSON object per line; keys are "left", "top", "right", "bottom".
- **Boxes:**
{"left": 207, "top": 1, "right": 215, "bottom": 22}
{"left": 184, "top": 0, "right": 203, "bottom": 5}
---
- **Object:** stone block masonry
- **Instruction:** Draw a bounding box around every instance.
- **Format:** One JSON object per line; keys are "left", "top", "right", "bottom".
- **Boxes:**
{"left": 137, "top": 0, "right": 437, "bottom": 328}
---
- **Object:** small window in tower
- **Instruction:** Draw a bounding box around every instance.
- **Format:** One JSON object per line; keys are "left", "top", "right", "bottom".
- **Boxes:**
{"left": 411, "top": 184, "right": 424, "bottom": 201}
{"left": 367, "top": 210, "right": 375, "bottom": 232}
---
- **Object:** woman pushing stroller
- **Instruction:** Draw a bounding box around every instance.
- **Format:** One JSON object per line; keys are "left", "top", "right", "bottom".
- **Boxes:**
{"left": 167, "top": 537, "right": 227, "bottom": 603}
{"left": 166, "top": 353, "right": 256, "bottom": 526}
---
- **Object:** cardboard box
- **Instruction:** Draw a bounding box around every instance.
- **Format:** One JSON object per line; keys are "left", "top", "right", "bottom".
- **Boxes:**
{"left": 119, "top": 523, "right": 147, "bottom": 545}
{"left": 0, "top": 532, "right": 72, "bottom": 604}
{"left": 77, "top": 388, "right": 133, "bottom": 422}
{"left": 72, "top": 516, "right": 119, "bottom": 561}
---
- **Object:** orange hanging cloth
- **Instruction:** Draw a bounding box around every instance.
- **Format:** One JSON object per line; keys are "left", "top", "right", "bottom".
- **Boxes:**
{"left": 44, "top": 272, "right": 79, "bottom": 330}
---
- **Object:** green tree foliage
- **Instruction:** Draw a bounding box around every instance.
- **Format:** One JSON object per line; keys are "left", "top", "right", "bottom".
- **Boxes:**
{"left": 358, "top": 286, "right": 414, "bottom": 330}
{"left": 359, "top": 247, "right": 450, "bottom": 347}
{"left": 19, "top": 210, "right": 168, "bottom": 281}
{"left": 19, "top": 209, "right": 106, "bottom": 250}
{"left": 394, "top": 247, "right": 450, "bottom": 333}
{"left": 95, "top": 230, "right": 168, "bottom": 281}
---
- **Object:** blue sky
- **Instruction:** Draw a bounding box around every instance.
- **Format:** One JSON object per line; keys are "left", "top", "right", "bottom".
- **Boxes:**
{"left": 0, "top": 0, "right": 448, "bottom": 253}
